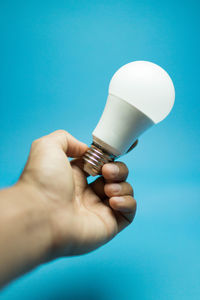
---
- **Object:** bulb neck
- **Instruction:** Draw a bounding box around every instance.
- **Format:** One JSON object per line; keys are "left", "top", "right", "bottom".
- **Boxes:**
{"left": 83, "top": 142, "right": 115, "bottom": 176}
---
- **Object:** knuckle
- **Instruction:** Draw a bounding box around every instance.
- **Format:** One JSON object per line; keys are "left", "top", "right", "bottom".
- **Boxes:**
{"left": 104, "top": 183, "right": 117, "bottom": 197}
{"left": 31, "top": 137, "right": 47, "bottom": 149}
{"left": 127, "top": 195, "right": 136, "bottom": 206}
{"left": 55, "top": 129, "right": 68, "bottom": 136}
{"left": 126, "top": 182, "right": 134, "bottom": 195}
{"left": 123, "top": 165, "right": 129, "bottom": 175}
{"left": 54, "top": 130, "right": 69, "bottom": 145}
{"left": 117, "top": 162, "right": 129, "bottom": 176}
{"left": 117, "top": 161, "right": 127, "bottom": 169}
{"left": 31, "top": 138, "right": 41, "bottom": 147}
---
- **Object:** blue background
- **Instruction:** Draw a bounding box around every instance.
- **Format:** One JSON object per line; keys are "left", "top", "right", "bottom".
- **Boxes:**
{"left": 0, "top": 0, "right": 200, "bottom": 299}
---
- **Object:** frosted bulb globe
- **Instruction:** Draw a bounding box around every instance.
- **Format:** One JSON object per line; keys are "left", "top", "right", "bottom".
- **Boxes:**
{"left": 109, "top": 61, "right": 175, "bottom": 123}
{"left": 83, "top": 61, "right": 175, "bottom": 176}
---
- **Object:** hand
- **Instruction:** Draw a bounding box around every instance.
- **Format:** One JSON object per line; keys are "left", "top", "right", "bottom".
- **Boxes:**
{"left": 19, "top": 130, "right": 137, "bottom": 258}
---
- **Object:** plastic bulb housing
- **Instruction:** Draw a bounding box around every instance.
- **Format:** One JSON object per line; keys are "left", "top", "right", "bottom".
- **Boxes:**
{"left": 83, "top": 61, "right": 175, "bottom": 176}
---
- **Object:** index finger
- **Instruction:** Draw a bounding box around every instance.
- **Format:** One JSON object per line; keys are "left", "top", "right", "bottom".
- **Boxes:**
{"left": 102, "top": 161, "right": 129, "bottom": 183}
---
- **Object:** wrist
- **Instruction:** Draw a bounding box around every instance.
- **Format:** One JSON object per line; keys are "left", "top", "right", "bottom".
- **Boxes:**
{"left": 8, "top": 182, "right": 53, "bottom": 259}
{"left": 0, "top": 182, "right": 55, "bottom": 286}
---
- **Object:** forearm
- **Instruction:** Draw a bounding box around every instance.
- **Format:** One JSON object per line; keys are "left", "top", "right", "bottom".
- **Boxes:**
{"left": 0, "top": 183, "right": 53, "bottom": 287}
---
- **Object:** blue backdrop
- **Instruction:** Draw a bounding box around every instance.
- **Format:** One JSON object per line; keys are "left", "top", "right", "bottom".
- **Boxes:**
{"left": 0, "top": 0, "right": 199, "bottom": 299}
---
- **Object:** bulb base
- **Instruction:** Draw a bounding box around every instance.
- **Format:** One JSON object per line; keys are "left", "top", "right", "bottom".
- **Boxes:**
{"left": 83, "top": 143, "right": 115, "bottom": 176}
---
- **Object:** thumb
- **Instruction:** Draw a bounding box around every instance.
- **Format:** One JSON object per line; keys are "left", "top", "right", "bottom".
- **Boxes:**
{"left": 45, "top": 130, "right": 89, "bottom": 158}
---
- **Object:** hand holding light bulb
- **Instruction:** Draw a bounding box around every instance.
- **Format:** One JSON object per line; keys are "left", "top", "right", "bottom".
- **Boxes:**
{"left": 0, "top": 61, "right": 175, "bottom": 287}
{"left": 83, "top": 61, "right": 175, "bottom": 176}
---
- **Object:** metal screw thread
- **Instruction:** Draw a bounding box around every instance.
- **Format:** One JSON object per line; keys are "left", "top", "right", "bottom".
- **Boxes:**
{"left": 83, "top": 143, "right": 115, "bottom": 176}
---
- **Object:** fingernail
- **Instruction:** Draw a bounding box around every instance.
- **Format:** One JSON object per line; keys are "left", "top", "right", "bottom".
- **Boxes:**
{"left": 111, "top": 184, "right": 121, "bottom": 193}
{"left": 107, "top": 164, "right": 119, "bottom": 177}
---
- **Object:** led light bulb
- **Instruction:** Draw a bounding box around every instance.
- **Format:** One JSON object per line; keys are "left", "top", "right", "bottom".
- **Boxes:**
{"left": 83, "top": 61, "right": 175, "bottom": 176}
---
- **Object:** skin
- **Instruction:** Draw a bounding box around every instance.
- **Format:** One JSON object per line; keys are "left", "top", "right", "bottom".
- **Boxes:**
{"left": 0, "top": 130, "right": 137, "bottom": 287}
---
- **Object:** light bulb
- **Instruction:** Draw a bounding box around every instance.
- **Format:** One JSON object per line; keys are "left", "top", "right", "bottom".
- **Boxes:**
{"left": 83, "top": 61, "right": 175, "bottom": 176}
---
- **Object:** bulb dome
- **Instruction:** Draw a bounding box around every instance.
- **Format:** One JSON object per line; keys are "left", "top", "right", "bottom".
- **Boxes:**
{"left": 109, "top": 61, "right": 175, "bottom": 123}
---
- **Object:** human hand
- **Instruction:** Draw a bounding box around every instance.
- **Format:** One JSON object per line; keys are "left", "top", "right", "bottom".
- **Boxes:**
{"left": 19, "top": 130, "right": 137, "bottom": 258}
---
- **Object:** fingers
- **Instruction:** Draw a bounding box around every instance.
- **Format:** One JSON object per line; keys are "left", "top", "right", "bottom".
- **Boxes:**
{"left": 90, "top": 171, "right": 135, "bottom": 213}
{"left": 109, "top": 195, "right": 136, "bottom": 214}
{"left": 112, "top": 196, "right": 137, "bottom": 232}
{"left": 90, "top": 161, "right": 130, "bottom": 199}
{"left": 104, "top": 182, "right": 134, "bottom": 198}
{"left": 102, "top": 195, "right": 137, "bottom": 232}
{"left": 90, "top": 160, "right": 137, "bottom": 232}
{"left": 102, "top": 161, "right": 129, "bottom": 183}
{"left": 104, "top": 182, "right": 136, "bottom": 225}
{"left": 102, "top": 161, "right": 136, "bottom": 231}
{"left": 32, "top": 130, "right": 88, "bottom": 158}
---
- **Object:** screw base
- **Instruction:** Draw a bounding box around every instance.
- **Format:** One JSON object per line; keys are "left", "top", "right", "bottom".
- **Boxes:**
{"left": 83, "top": 143, "right": 115, "bottom": 176}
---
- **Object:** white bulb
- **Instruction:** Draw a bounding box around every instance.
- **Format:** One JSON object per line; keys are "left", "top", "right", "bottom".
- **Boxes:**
{"left": 83, "top": 61, "right": 175, "bottom": 176}
{"left": 109, "top": 61, "right": 175, "bottom": 123}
